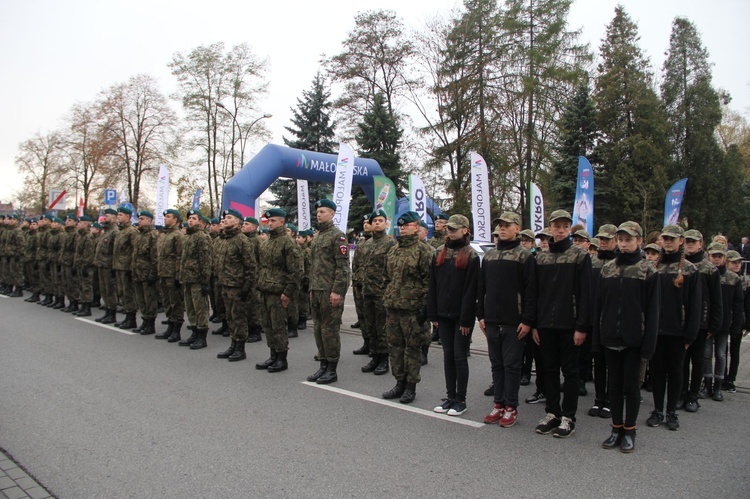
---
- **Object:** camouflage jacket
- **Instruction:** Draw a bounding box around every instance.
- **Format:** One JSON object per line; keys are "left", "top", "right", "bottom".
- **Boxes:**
{"left": 35, "top": 225, "right": 49, "bottom": 262}
{"left": 47, "top": 227, "right": 63, "bottom": 265}
{"left": 112, "top": 221, "right": 138, "bottom": 271}
{"left": 58, "top": 226, "right": 78, "bottom": 266}
{"left": 309, "top": 220, "right": 350, "bottom": 296}
{"left": 717, "top": 265, "right": 744, "bottom": 336}
{"left": 74, "top": 228, "right": 95, "bottom": 269}
{"left": 244, "top": 231, "right": 262, "bottom": 280}
{"left": 179, "top": 225, "right": 211, "bottom": 285}
{"left": 131, "top": 225, "right": 158, "bottom": 282}
{"left": 5, "top": 226, "right": 25, "bottom": 262}
{"left": 429, "top": 230, "right": 446, "bottom": 250}
{"left": 217, "top": 225, "right": 256, "bottom": 290}
{"left": 383, "top": 233, "right": 432, "bottom": 311}
{"left": 351, "top": 234, "right": 371, "bottom": 285}
{"left": 362, "top": 230, "right": 395, "bottom": 297}
{"left": 24, "top": 229, "right": 38, "bottom": 264}
{"left": 657, "top": 251, "right": 701, "bottom": 342}
{"left": 256, "top": 225, "right": 302, "bottom": 297}
{"left": 93, "top": 223, "right": 117, "bottom": 269}
{"left": 210, "top": 232, "right": 223, "bottom": 276}
{"left": 157, "top": 225, "right": 184, "bottom": 278}
{"left": 686, "top": 251, "right": 723, "bottom": 333}
{"left": 0, "top": 226, "right": 8, "bottom": 257}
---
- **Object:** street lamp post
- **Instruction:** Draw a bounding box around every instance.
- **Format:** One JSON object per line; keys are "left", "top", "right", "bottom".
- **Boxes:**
{"left": 216, "top": 102, "right": 272, "bottom": 176}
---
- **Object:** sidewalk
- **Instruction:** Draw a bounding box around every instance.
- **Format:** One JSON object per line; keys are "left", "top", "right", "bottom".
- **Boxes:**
{"left": 0, "top": 450, "right": 53, "bottom": 499}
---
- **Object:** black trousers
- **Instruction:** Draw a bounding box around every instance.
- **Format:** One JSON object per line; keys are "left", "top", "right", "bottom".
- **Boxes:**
{"left": 438, "top": 318, "right": 471, "bottom": 402}
{"left": 539, "top": 328, "right": 580, "bottom": 420}
{"left": 727, "top": 333, "right": 742, "bottom": 383}
{"left": 683, "top": 329, "right": 707, "bottom": 397}
{"left": 605, "top": 347, "right": 641, "bottom": 427}
{"left": 651, "top": 335, "right": 685, "bottom": 413}
{"left": 593, "top": 350, "right": 608, "bottom": 406}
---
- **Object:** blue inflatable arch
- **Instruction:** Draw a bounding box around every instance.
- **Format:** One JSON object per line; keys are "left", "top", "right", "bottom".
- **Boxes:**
{"left": 221, "top": 144, "right": 384, "bottom": 217}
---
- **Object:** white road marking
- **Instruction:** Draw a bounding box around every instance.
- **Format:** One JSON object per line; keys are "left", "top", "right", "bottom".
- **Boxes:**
{"left": 302, "top": 381, "right": 485, "bottom": 428}
{"left": 75, "top": 317, "right": 138, "bottom": 335}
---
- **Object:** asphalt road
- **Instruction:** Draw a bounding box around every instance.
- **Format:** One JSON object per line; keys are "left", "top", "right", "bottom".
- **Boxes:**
{"left": 1, "top": 295, "right": 749, "bottom": 498}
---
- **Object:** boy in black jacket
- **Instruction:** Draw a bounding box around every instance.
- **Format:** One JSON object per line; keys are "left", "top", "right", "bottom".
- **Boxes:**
{"left": 532, "top": 210, "right": 592, "bottom": 438}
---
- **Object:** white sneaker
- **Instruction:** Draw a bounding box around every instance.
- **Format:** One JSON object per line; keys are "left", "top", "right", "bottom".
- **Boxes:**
{"left": 433, "top": 399, "right": 453, "bottom": 413}
{"left": 447, "top": 401, "right": 467, "bottom": 416}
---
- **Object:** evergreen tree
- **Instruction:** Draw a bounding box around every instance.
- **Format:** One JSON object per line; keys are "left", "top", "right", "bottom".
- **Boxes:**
{"left": 550, "top": 82, "right": 598, "bottom": 211}
{"left": 269, "top": 74, "right": 336, "bottom": 221}
{"left": 661, "top": 17, "right": 724, "bottom": 233}
{"left": 594, "top": 6, "right": 669, "bottom": 232}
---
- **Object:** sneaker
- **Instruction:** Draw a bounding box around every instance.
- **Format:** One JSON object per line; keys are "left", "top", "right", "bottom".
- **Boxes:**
{"left": 721, "top": 379, "right": 731, "bottom": 390}
{"left": 551, "top": 416, "right": 576, "bottom": 438}
{"left": 447, "top": 401, "right": 467, "bottom": 416}
{"left": 675, "top": 398, "right": 685, "bottom": 411}
{"left": 598, "top": 406, "right": 611, "bottom": 419}
{"left": 665, "top": 412, "right": 679, "bottom": 431}
{"left": 525, "top": 392, "right": 546, "bottom": 404}
{"left": 646, "top": 410, "right": 664, "bottom": 427}
{"left": 587, "top": 405, "right": 601, "bottom": 417}
{"left": 499, "top": 406, "right": 519, "bottom": 428}
{"left": 535, "top": 413, "right": 561, "bottom": 434}
{"left": 520, "top": 375, "right": 531, "bottom": 386}
{"left": 726, "top": 382, "right": 737, "bottom": 393}
{"left": 484, "top": 384, "right": 494, "bottom": 396}
{"left": 433, "top": 399, "right": 454, "bottom": 414}
{"left": 484, "top": 403, "right": 504, "bottom": 424}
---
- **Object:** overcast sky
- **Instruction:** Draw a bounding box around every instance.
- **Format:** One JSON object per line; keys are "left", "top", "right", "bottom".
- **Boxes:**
{"left": 1, "top": 0, "right": 748, "bottom": 205}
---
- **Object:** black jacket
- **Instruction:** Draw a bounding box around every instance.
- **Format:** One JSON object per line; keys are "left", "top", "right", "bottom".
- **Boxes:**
{"left": 715, "top": 265, "right": 744, "bottom": 336}
{"left": 686, "top": 251, "right": 723, "bottom": 333}
{"left": 426, "top": 238, "right": 479, "bottom": 328}
{"left": 656, "top": 251, "right": 701, "bottom": 343}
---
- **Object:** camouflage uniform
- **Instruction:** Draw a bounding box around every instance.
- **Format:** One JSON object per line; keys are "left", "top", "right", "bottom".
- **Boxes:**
{"left": 217, "top": 225, "right": 257, "bottom": 341}
{"left": 94, "top": 222, "right": 118, "bottom": 312}
{"left": 383, "top": 232, "right": 432, "bottom": 384}
{"left": 47, "top": 225, "right": 63, "bottom": 298}
{"left": 429, "top": 230, "right": 446, "bottom": 250}
{"left": 180, "top": 224, "right": 211, "bottom": 329}
{"left": 6, "top": 223, "right": 26, "bottom": 289}
{"left": 74, "top": 226, "right": 96, "bottom": 304}
{"left": 113, "top": 220, "right": 138, "bottom": 314}
{"left": 210, "top": 232, "right": 226, "bottom": 322}
{"left": 298, "top": 239, "right": 312, "bottom": 323}
{"left": 362, "top": 231, "right": 395, "bottom": 356}
{"left": 59, "top": 225, "right": 78, "bottom": 303}
{"left": 35, "top": 223, "right": 51, "bottom": 299}
{"left": 256, "top": 225, "right": 302, "bottom": 354}
{"left": 131, "top": 224, "right": 159, "bottom": 319}
{"left": 157, "top": 224, "right": 185, "bottom": 325}
{"left": 25, "top": 225, "right": 40, "bottom": 297}
{"left": 284, "top": 240, "right": 303, "bottom": 331}
{"left": 351, "top": 234, "right": 370, "bottom": 333}
{"left": 244, "top": 230, "right": 262, "bottom": 332}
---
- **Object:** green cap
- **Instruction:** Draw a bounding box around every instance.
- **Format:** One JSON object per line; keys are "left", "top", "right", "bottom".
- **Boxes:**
{"left": 104, "top": 208, "right": 118, "bottom": 215}
{"left": 163, "top": 209, "right": 182, "bottom": 221}
{"left": 549, "top": 209, "right": 572, "bottom": 223}
{"left": 727, "top": 250, "right": 743, "bottom": 261}
{"left": 137, "top": 210, "right": 154, "bottom": 219}
{"left": 285, "top": 223, "right": 298, "bottom": 234}
{"left": 684, "top": 229, "right": 703, "bottom": 241}
{"left": 446, "top": 214, "right": 470, "bottom": 229}
{"left": 617, "top": 221, "right": 643, "bottom": 237}
{"left": 222, "top": 209, "right": 243, "bottom": 220}
{"left": 435, "top": 213, "right": 449, "bottom": 221}
{"left": 590, "top": 238, "right": 600, "bottom": 249}
{"left": 661, "top": 224, "right": 684, "bottom": 238}
{"left": 520, "top": 229, "right": 536, "bottom": 240}
{"left": 210, "top": 217, "right": 221, "bottom": 225}
{"left": 397, "top": 211, "right": 421, "bottom": 226}
{"left": 264, "top": 208, "right": 286, "bottom": 219}
{"left": 244, "top": 217, "right": 259, "bottom": 226}
{"left": 493, "top": 211, "right": 521, "bottom": 227}
{"left": 80, "top": 215, "right": 93, "bottom": 222}
{"left": 314, "top": 199, "right": 336, "bottom": 211}
{"left": 595, "top": 224, "right": 618, "bottom": 239}
{"left": 369, "top": 209, "right": 388, "bottom": 223}
{"left": 707, "top": 242, "right": 726, "bottom": 255}
{"left": 66, "top": 214, "right": 79, "bottom": 222}
{"left": 573, "top": 229, "right": 591, "bottom": 241}
{"left": 644, "top": 243, "right": 661, "bottom": 253}
{"left": 117, "top": 206, "right": 133, "bottom": 215}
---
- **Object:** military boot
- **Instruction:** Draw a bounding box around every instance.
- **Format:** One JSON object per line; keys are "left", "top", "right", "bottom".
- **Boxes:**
{"left": 212, "top": 320, "right": 227, "bottom": 336}
{"left": 77, "top": 303, "right": 92, "bottom": 317}
{"left": 316, "top": 361, "right": 338, "bottom": 385}
{"left": 117, "top": 312, "right": 137, "bottom": 330}
{"left": 297, "top": 317, "right": 307, "bottom": 330}
{"left": 132, "top": 317, "right": 147, "bottom": 333}
{"left": 256, "top": 350, "right": 277, "bottom": 370}
{"left": 189, "top": 328, "right": 208, "bottom": 349}
{"left": 39, "top": 294, "right": 53, "bottom": 306}
{"left": 374, "top": 354, "right": 389, "bottom": 376}
{"left": 95, "top": 308, "right": 109, "bottom": 322}
{"left": 25, "top": 292, "right": 38, "bottom": 302}
{"left": 140, "top": 318, "right": 156, "bottom": 336}
{"left": 178, "top": 326, "right": 199, "bottom": 346}
{"left": 43, "top": 294, "right": 56, "bottom": 307}
{"left": 361, "top": 354, "right": 379, "bottom": 373}
{"left": 155, "top": 322, "right": 174, "bottom": 340}
{"left": 400, "top": 383, "right": 417, "bottom": 404}
{"left": 382, "top": 380, "right": 406, "bottom": 400}
{"left": 287, "top": 318, "right": 298, "bottom": 338}
{"left": 101, "top": 309, "right": 117, "bottom": 325}
{"left": 712, "top": 381, "right": 724, "bottom": 402}
{"left": 228, "top": 341, "right": 246, "bottom": 361}
{"left": 217, "top": 339, "right": 237, "bottom": 358}
{"left": 307, "top": 360, "right": 328, "bottom": 382}
{"left": 421, "top": 345, "right": 429, "bottom": 366}
{"left": 353, "top": 338, "right": 370, "bottom": 355}
{"left": 62, "top": 300, "right": 78, "bottom": 313}
{"left": 8, "top": 286, "right": 23, "bottom": 298}
{"left": 52, "top": 295, "right": 65, "bottom": 309}
{"left": 167, "top": 323, "right": 182, "bottom": 343}
{"left": 246, "top": 325, "right": 262, "bottom": 343}
{"left": 267, "top": 350, "right": 288, "bottom": 372}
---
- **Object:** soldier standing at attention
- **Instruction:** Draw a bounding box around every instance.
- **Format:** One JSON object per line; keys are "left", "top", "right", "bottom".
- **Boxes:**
{"left": 73, "top": 216, "right": 95, "bottom": 317}
{"left": 351, "top": 218, "right": 372, "bottom": 350}
{"left": 58, "top": 214, "right": 79, "bottom": 310}
{"left": 5, "top": 215, "right": 26, "bottom": 297}
{"left": 381, "top": 211, "right": 432, "bottom": 404}
{"left": 156, "top": 209, "right": 185, "bottom": 342}
{"left": 208, "top": 218, "right": 227, "bottom": 334}
{"left": 215, "top": 209, "right": 257, "bottom": 361}
{"left": 429, "top": 213, "right": 448, "bottom": 250}
{"left": 284, "top": 223, "right": 302, "bottom": 339}
{"left": 94, "top": 209, "right": 119, "bottom": 324}
{"left": 241, "top": 216, "right": 263, "bottom": 343}
{"left": 295, "top": 229, "right": 312, "bottom": 331}
{"left": 48, "top": 216, "right": 66, "bottom": 309}
{"left": 131, "top": 211, "right": 159, "bottom": 335}
{"left": 90, "top": 222, "right": 102, "bottom": 308}
{"left": 35, "top": 216, "right": 52, "bottom": 305}
{"left": 113, "top": 206, "right": 138, "bottom": 330}
{"left": 255, "top": 208, "right": 302, "bottom": 373}
{"left": 24, "top": 218, "right": 40, "bottom": 302}
{"left": 360, "top": 210, "right": 395, "bottom": 375}
{"left": 306, "top": 199, "right": 350, "bottom": 385}
{"left": 418, "top": 221, "right": 437, "bottom": 365}
{"left": 178, "top": 210, "right": 212, "bottom": 348}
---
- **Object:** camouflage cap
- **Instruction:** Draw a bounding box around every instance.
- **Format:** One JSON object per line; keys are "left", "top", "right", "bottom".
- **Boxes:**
{"left": 536, "top": 227, "right": 552, "bottom": 238}
{"left": 661, "top": 224, "right": 684, "bottom": 238}
{"left": 707, "top": 242, "right": 727, "bottom": 255}
{"left": 397, "top": 211, "right": 421, "bottom": 226}
{"left": 589, "top": 237, "right": 600, "bottom": 249}
{"left": 368, "top": 209, "right": 388, "bottom": 223}
{"left": 549, "top": 209, "right": 572, "bottom": 223}
{"left": 446, "top": 214, "right": 470, "bottom": 229}
{"left": 617, "top": 221, "right": 643, "bottom": 238}
{"left": 285, "top": 223, "right": 298, "bottom": 234}
{"left": 684, "top": 229, "right": 703, "bottom": 241}
{"left": 573, "top": 229, "right": 591, "bottom": 241}
{"left": 644, "top": 243, "right": 661, "bottom": 253}
{"left": 727, "top": 250, "right": 743, "bottom": 261}
{"left": 520, "top": 229, "right": 536, "bottom": 240}
{"left": 595, "top": 224, "right": 618, "bottom": 239}
{"left": 493, "top": 211, "right": 522, "bottom": 227}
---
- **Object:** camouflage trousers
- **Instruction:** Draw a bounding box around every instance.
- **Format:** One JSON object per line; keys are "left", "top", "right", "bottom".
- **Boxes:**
{"left": 115, "top": 270, "right": 136, "bottom": 313}
{"left": 133, "top": 279, "right": 158, "bottom": 319}
{"left": 25, "top": 261, "right": 40, "bottom": 293}
{"left": 353, "top": 283, "right": 365, "bottom": 323}
{"left": 62, "top": 265, "right": 78, "bottom": 301}
{"left": 0, "top": 256, "right": 5, "bottom": 283}
{"left": 92, "top": 267, "right": 100, "bottom": 301}
{"left": 38, "top": 261, "right": 52, "bottom": 295}
{"left": 222, "top": 286, "right": 248, "bottom": 341}
{"left": 245, "top": 288, "right": 261, "bottom": 328}
{"left": 7, "top": 256, "right": 23, "bottom": 287}
{"left": 50, "top": 263, "right": 62, "bottom": 295}
{"left": 183, "top": 283, "right": 209, "bottom": 329}
{"left": 160, "top": 277, "right": 184, "bottom": 324}
{"left": 210, "top": 276, "right": 225, "bottom": 320}
{"left": 386, "top": 308, "right": 430, "bottom": 384}
{"left": 363, "top": 294, "right": 388, "bottom": 354}
{"left": 76, "top": 266, "right": 93, "bottom": 303}
{"left": 98, "top": 267, "right": 118, "bottom": 309}
{"left": 310, "top": 290, "right": 344, "bottom": 362}
{"left": 298, "top": 284, "right": 310, "bottom": 320}
{"left": 258, "top": 292, "right": 289, "bottom": 353}
{"left": 285, "top": 286, "right": 298, "bottom": 325}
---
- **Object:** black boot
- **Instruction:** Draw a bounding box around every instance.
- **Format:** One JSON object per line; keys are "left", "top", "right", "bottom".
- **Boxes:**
{"left": 40, "top": 294, "right": 53, "bottom": 306}
{"left": 256, "top": 350, "right": 277, "bottom": 370}
{"left": 228, "top": 341, "right": 246, "bottom": 361}
{"left": 400, "top": 382, "right": 417, "bottom": 404}
{"left": 297, "top": 317, "right": 307, "bottom": 330}
{"left": 167, "top": 323, "right": 182, "bottom": 343}
{"left": 190, "top": 328, "right": 208, "bottom": 349}
{"left": 117, "top": 312, "right": 137, "bottom": 330}
{"left": 421, "top": 345, "right": 429, "bottom": 366}
{"left": 217, "top": 339, "right": 237, "bottom": 358}
{"left": 132, "top": 317, "right": 147, "bottom": 333}
{"left": 95, "top": 308, "right": 110, "bottom": 322}
{"left": 8, "top": 286, "right": 22, "bottom": 298}
{"left": 287, "top": 318, "right": 298, "bottom": 338}
{"left": 353, "top": 338, "right": 370, "bottom": 355}
{"left": 316, "top": 361, "right": 338, "bottom": 384}
{"left": 52, "top": 296, "right": 65, "bottom": 309}
{"left": 101, "top": 309, "right": 117, "bottom": 325}
{"left": 307, "top": 360, "right": 328, "bottom": 382}
{"left": 362, "top": 354, "right": 379, "bottom": 373}
{"left": 350, "top": 320, "right": 360, "bottom": 329}
{"left": 246, "top": 326, "right": 262, "bottom": 343}
{"left": 712, "top": 381, "right": 724, "bottom": 402}
{"left": 267, "top": 350, "right": 288, "bottom": 372}
{"left": 24, "top": 292, "right": 37, "bottom": 302}
{"left": 602, "top": 426, "right": 623, "bottom": 449}
{"left": 178, "top": 326, "right": 199, "bottom": 346}
{"left": 77, "top": 303, "right": 92, "bottom": 317}
{"left": 620, "top": 428, "right": 636, "bottom": 453}
{"left": 698, "top": 378, "right": 711, "bottom": 399}
{"left": 155, "top": 322, "right": 174, "bottom": 339}
{"left": 62, "top": 300, "right": 77, "bottom": 312}
{"left": 382, "top": 380, "right": 406, "bottom": 400}
{"left": 140, "top": 318, "right": 157, "bottom": 336}
{"left": 374, "top": 354, "right": 389, "bottom": 376}
{"left": 212, "top": 320, "right": 227, "bottom": 335}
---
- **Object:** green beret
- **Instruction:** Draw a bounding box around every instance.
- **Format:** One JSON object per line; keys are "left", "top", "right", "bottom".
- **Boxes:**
{"left": 92, "top": 222, "right": 102, "bottom": 229}
{"left": 42, "top": 214, "right": 54, "bottom": 221}
{"left": 163, "top": 209, "right": 182, "bottom": 220}
{"left": 397, "top": 211, "right": 420, "bottom": 226}
{"left": 264, "top": 208, "right": 286, "bottom": 219}
{"left": 182, "top": 222, "right": 189, "bottom": 228}
{"left": 53, "top": 217, "right": 64, "bottom": 224}
{"left": 419, "top": 221, "right": 428, "bottom": 229}
{"left": 187, "top": 209, "right": 202, "bottom": 219}
{"left": 200, "top": 214, "right": 210, "bottom": 224}
{"left": 117, "top": 206, "right": 133, "bottom": 215}
{"left": 29, "top": 218, "right": 38, "bottom": 224}
{"left": 210, "top": 217, "right": 220, "bottom": 225}
{"left": 137, "top": 210, "right": 154, "bottom": 219}
{"left": 244, "top": 217, "right": 259, "bottom": 226}
{"left": 435, "top": 213, "right": 449, "bottom": 221}
{"left": 80, "top": 215, "right": 93, "bottom": 222}
{"left": 261, "top": 227, "right": 270, "bottom": 234}
{"left": 66, "top": 214, "right": 79, "bottom": 222}
{"left": 301, "top": 229, "right": 313, "bottom": 237}
{"left": 369, "top": 209, "right": 388, "bottom": 223}
{"left": 222, "top": 209, "right": 242, "bottom": 220}
{"left": 104, "top": 208, "right": 118, "bottom": 215}
{"left": 314, "top": 199, "right": 336, "bottom": 211}
{"left": 285, "top": 223, "right": 298, "bottom": 235}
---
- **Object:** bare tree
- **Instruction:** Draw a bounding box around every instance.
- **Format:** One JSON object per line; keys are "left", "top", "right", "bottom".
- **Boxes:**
{"left": 15, "top": 130, "right": 69, "bottom": 213}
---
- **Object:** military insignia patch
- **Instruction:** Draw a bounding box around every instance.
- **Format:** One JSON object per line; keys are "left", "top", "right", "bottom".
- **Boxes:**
{"left": 339, "top": 245, "right": 348, "bottom": 255}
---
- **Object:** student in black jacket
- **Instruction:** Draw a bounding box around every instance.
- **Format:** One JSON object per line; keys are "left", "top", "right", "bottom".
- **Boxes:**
{"left": 593, "top": 222, "right": 660, "bottom": 453}
{"left": 725, "top": 250, "right": 749, "bottom": 393}
{"left": 532, "top": 210, "right": 592, "bottom": 438}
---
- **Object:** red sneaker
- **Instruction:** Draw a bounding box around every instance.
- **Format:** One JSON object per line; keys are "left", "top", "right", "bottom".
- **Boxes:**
{"left": 499, "top": 406, "right": 518, "bottom": 427}
{"left": 484, "top": 403, "right": 504, "bottom": 424}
